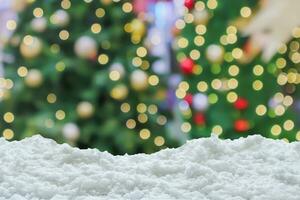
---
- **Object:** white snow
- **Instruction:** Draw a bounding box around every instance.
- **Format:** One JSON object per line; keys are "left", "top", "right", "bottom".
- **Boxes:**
{"left": 0, "top": 135, "right": 299, "bottom": 200}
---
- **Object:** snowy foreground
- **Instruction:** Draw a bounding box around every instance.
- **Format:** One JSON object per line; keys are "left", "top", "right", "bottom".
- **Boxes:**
{"left": 0, "top": 135, "right": 300, "bottom": 200}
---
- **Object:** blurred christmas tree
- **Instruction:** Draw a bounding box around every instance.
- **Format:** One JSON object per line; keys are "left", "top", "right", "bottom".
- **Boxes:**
{"left": 276, "top": 32, "right": 300, "bottom": 141}
{"left": 1, "top": 0, "right": 176, "bottom": 154}
{"left": 175, "top": 0, "right": 299, "bottom": 141}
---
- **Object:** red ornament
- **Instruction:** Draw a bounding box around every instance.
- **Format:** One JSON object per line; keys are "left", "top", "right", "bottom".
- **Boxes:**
{"left": 184, "top": 93, "right": 193, "bottom": 105}
{"left": 184, "top": 0, "right": 195, "bottom": 10}
{"left": 234, "top": 119, "right": 250, "bottom": 132}
{"left": 234, "top": 97, "right": 249, "bottom": 110}
{"left": 180, "top": 58, "right": 194, "bottom": 75}
{"left": 194, "top": 113, "right": 205, "bottom": 125}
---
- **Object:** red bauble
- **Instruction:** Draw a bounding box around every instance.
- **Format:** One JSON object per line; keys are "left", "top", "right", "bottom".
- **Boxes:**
{"left": 184, "top": 93, "right": 193, "bottom": 105}
{"left": 234, "top": 119, "right": 250, "bottom": 132}
{"left": 194, "top": 113, "right": 205, "bottom": 125}
{"left": 234, "top": 97, "right": 249, "bottom": 110}
{"left": 184, "top": 0, "right": 195, "bottom": 10}
{"left": 180, "top": 58, "right": 194, "bottom": 75}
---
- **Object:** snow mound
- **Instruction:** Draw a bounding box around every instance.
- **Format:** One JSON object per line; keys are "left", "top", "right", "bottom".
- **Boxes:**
{"left": 0, "top": 135, "right": 299, "bottom": 200}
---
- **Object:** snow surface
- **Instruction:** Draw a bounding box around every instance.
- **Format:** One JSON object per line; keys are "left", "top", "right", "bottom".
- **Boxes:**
{"left": 0, "top": 135, "right": 299, "bottom": 200}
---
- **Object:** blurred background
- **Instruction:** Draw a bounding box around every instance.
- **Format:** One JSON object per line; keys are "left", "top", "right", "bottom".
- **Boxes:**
{"left": 0, "top": 0, "right": 299, "bottom": 155}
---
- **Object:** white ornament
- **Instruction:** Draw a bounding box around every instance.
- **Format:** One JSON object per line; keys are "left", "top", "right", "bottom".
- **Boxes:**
{"left": 31, "top": 17, "right": 47, "bottom": 32}
{"left": 243, "top": 0, "right": 300, "bottom": 61}
{"left": 20, "top": 36, "right": 42, "bottom": 59}
{"left": 193, "top": 9, "right": 209, "bottom": 25}
{"left": 206, "top": 44, "right": 224, "bottom": 63}
{"left": 110, "top": 84, "right": 128, "bottom": 100}
{"left": 268, "top": 97, "right": 281, "bottom": 109}
{"left": 76, "top": 101, "right": 94, "bottom": 119}
{"left": 109, "top": 63, "right": 125, "bottom": 78}
{"left": 25, "top": 69, "right": 43, "bottom": 87}
{"left": 152, "top": 60, "right": 170, "bottom": 74}
{"left": 130, "top": 70, "right": 148, "bottom": 91}
{"left": 193, "top": 93, "right": 209, "bottom": 111}
{"left": 62, "top": 123, "right": 80, "bottom": 141}
{"left": 74, "top": 36, "right": 97, "bottom": 59}
{"left": 178, "top": 100, "right": 190, "bottom": 112}
{"left": 51, "top": 9, "right": 69, "bottom": 27}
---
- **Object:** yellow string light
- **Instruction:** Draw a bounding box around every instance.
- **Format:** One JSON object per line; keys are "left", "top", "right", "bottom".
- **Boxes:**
{"left": 184, "top": 13, "right": 194, "bottom": 24}
{"left": 252, "top": 80, "right": 263, "bottom": 91}
{"left": 154, "top": 136, "right": 165, "bottom": 146}
{"left": 120, "top": 103, "right": 130, "bottom": 113}
{"left": 17, "top": 66, "right": 28, "bottom": 77}
{"left": 126, "top": 119, "right": 136, "bottom": 129}
{"left": 228, "top": 65, "right": 239, "bottom": 76}
{"left": 292, "top": 27, "right": 300, "bottom": 38}
{"left": 55, "top": 61, "right": 66, "bottom": 72}
{"left": 197, "top": 81, "right": 208, "bottom": 92}
{"left": 95, "top": 8, "right": 105, "bottom": 18}
{"left": 139, "top": 129, "right": 150, "bottom": 140}
{"left": 181, "top": 122, "right": 191, "bottom": 133}
{"left": 195, "top": 25, "right": 207, "bottom": 35}
{"left": 6, "top": 20, "right": 17, "bottom": 31}
{"left": 283, "top": 120, "right": 294, "bottom": 131}
{"left": 122, "top": 2, "right": 132, "bottom": 13}
{"left": 207, "top": 0, "right": 218, "bottom": 9}
{"left": 109, "top": 71, "right": 121, "bottom": 81}
{"left": 33, "top": 7, "right": 43, "bottom": 18}
{"left": 55, "top": 110, "right": 65, "bottom": 120}
{"left": 148, "top": 105, "right": 158, "bottom": 114}
{"left": 190, "top": 49, "right": 201, "bottom": 60}
{"left": 138, "top": 113, "right": 148, "bottom": 123}
{"left": 232, "top": 48, "right": 243, "bottom": 59}
{"left": 226, "top": 26, "right": 237, "bottom": 34}
{"left": 212, "top": 125, "right": 223, "bottom": 135}
{"left": 253, "top": 65, "right": 264, "bottom": 76}
{"left": 177, "top": 37, "right": 189, "bottom": 48}
{"left": 240, "top": 7, "right": 252, "bottom": 18}
{"left": 277, "top": 73, "right": 288, "bottom": 85}
{"left": 137, "top": 103, "right": 147, "bottom": 113}
{"left": 157, "top": 115, "right": 167, "bottom": 125}
{"left": 91, "top": 23, "right": 102, "bottom": 34}
{"left": 194, "top": 36, "right": 205, "bottom": 46}
{"left": 256, "top": 105, "right": 267, "bottom": 116}
{"left": 3, "top": 129, "right": 14, "bottom": 140}
{"left": 178, "top": 81, "right": 189, "bottom": 91}
{"left": 271, "top": 125, "right": 281, "bottom": 136}
{"left": 227, "top": 92, "right": 238, "bottom": 103}
{"left": 61, "top": 0, "right": 71, "bottom": 9}
{"left": 3, "top": 112, "right": 14, "bottom": 123}
{"left": 59, "top": 30, "right": 69, "bottom": 40}
{"left": 47, "top": 93, "right": 57, "bottom": 104}
{"left": 148, "top": 75, "right": 159, "bottom": 86}
{"left": 98, "top": 54, "right": 109, "bottom": 65}
{"left": 296, "top": 131, "right": 300, "bottom": 141}
{"left": 274, "top": 105, "right": 285, "bottom": 116}
{"left": 175, "top": 19, "right": 186, "bottom": 30}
